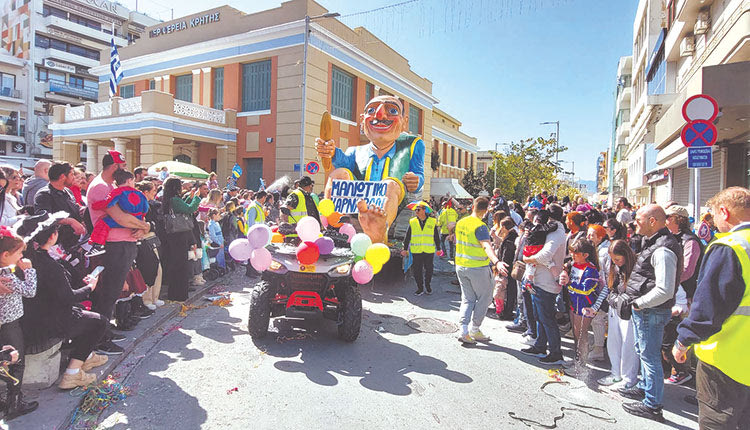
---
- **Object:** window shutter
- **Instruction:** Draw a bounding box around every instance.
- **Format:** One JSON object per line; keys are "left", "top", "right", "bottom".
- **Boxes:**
{"left": 331, "top": 66, "right": 353, "bottom": 120}
{"left": 213, "top": 67, "right": 224, "bottom": 110}
{"left": 175, "top": 74, "right": 192, "bottom": 102}
{"left": 242, "top": 60, "right": 271, "bottom": 112}
{"left": 409, "top": 105, "right": 420, "bottom": 135}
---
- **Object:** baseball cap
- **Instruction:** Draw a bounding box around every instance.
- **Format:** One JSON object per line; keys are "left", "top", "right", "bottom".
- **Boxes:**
{"left": 102, "top": 150, "right": 126, "bottom": 168}
{"left": 665, "top": 205, "right": 689, "bottom": 218}
{"left": 298, "top": 176, "right": 314, "bottom": 187}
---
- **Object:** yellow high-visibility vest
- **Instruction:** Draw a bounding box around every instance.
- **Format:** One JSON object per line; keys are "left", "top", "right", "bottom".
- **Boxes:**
{"left": 438, "top": 208, "right": 457, "bottom": 234}
{"left": 455, "top": 215, "right": 490, "bottom": 268}
{"left": 246, "top": 200, "right": 265, "bottom": 226}
{"left": 409, "top": 217, "right": 437, "bottom": 254}
{"left": 288, "top": 190, "right": 307, "bottom": 224}
{"left": 694, "top": 228, "right": 750, "bottom": 386}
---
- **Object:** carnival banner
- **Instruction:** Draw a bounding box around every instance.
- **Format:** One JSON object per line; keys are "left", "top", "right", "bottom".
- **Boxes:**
{"left": 330, "top": 179, "right": 388, "bottom": 214}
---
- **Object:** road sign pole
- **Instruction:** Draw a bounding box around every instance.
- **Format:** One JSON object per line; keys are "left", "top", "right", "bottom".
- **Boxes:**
{"left": 694, "top": 168, "right": 701, "bottom": 222}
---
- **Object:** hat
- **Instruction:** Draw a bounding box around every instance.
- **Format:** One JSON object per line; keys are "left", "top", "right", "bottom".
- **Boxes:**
{"left": 102, "top": 150, "right": 126, "bottom": 168}
{"left": 665, "top": 205, "right": 689, "bottom": 218}
{"left": 12, "top": 211, "right": 68, "bottom": 243}
{"left": 298, "top": 176, "right": 314, "bottom": 187}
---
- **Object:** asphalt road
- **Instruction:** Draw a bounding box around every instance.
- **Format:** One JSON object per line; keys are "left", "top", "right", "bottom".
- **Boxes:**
{"left": 94, "top": 260, "right": 699, "bottom": 430}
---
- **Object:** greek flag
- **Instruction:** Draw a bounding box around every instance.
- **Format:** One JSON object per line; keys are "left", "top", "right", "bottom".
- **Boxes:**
{"left": 109, "top": 37, "right": 123, "bottom": 97}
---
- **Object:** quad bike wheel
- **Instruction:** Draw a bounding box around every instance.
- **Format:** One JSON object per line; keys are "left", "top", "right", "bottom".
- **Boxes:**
{"left": 204, "top": 268, "right": 219, "bottom": 281}
{"left": 337, "top": 282, "right": 362, "bottom": 342}
{"left": 248, "top": 281, "right": 272, "bottom": 338}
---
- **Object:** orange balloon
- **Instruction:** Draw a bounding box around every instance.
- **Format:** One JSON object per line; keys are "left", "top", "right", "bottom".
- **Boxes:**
{"left": 327, "top": 211, "right": 343, "bottom": 228}
{"left": 271, "top": 232, "right": 284, "bottom": 243}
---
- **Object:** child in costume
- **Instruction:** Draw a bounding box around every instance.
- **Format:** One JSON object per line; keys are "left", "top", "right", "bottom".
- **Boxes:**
{"left": 522, "top": 209, "right": 559, "bottom": 287}
{"left": 87, "top": 170, "right": 149, "bottom": 256}
{"left": 207, "top": 209, "right": 226, "bottom": 269}
{"left": 566, "top": 238, "right": 601, "bottom": 363}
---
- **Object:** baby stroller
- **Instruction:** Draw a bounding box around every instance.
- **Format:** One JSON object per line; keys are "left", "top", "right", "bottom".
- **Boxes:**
{"left": 203, "top": 243, "right": 227, "bottom": 281}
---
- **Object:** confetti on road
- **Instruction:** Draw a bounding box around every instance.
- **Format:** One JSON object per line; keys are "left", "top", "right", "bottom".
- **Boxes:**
{"left": 227, "top": 387, "right": 239, "bottom": 394}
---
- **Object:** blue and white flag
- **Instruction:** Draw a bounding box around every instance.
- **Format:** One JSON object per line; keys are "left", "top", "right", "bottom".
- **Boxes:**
{"left": 109, "top": 36, "right": 123, "bottom": 97}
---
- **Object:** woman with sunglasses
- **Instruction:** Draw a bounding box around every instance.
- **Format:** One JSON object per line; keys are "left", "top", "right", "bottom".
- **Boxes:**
{"left": 603, "top": 218, "right": 627, "bottom": 242}
{"left": 0, "top": 168, "right": 22, "bottom": 227}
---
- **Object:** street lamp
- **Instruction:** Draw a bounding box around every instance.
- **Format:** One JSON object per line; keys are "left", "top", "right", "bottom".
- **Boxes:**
{"left": 540, "top": 121, "right": 560, "bottom": 193}
{"left": 493, "top": 142, "right": 511, "bottom": 190}
{"left": 299, "top": 12, "right": 340, "bottom": 178}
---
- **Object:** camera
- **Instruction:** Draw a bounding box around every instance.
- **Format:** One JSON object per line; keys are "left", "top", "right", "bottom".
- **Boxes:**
{"left": 0, "top": 348, "right": 14, "bottom": 363}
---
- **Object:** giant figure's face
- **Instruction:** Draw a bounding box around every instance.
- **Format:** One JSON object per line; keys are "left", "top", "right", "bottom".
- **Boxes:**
{"left": 360, "top": 96, "right": 408, "bottom": 149}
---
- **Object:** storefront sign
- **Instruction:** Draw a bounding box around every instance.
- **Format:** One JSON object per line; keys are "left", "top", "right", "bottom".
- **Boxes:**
{"left": 150, "top": 12, "right": 220, "bottom": 38}
{"left": 11, "top": 142, "right": 25, "bottom": 154}
{"left": 330, "top": 179, "right": 387, "bottom": 214}
{"left": 46, "top": 28, "right": 82, "bottom": 44}
{"left": 47, "top": 0, "right": 124, "bottom": 21}
{"left": 78, "top": 0, "right": 118, "bottom": 14}
{"left": 44, "top": 59, "right": 75, "bottom": 73}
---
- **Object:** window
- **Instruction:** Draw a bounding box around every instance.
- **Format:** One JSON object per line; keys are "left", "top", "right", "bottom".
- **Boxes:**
{"left": 241, "top": 60, "right": 271, "bottom": 111}
{"left": 175, "top": 74, "right": 193, "bottom": 102}
{"left": 408, "top": 105, "right": 421, "bottom": 135}
{"left": 35, "top": 35, "right": 49, "bottom": 48}
{"left": 365, "top": 82, "right": 374, "bottom": 104}
{"left": 69, "top": 14, "right": 101, "bottom": 30}
{"left": 149, "top": 80, "right": 156, "bottom": 90}
{"left": 213, "top": 67, "right": 224, "bottom": 110}
{"left": 37, "top": 35, "right": 100, "bottom": 60}
{"left": 50, "top": 38, "right": 67, "bottom": 51}
{"left": 647, "top": 49, "right": 666, "bottom": 95}
{"left": 36, "top": 68, "right": 49, "bottom": 82}
{"left": 69, "top": 75, "right": 84, "bottom": 89}
{"left": 450, "top": 146, "right": 455, "bottom": 166}
{"left": 616, "top": 109, "right": 630, "bottom": 127}
{"left": 331, "top": 66, "right": 354, "bottom": 120}
{"left": 667, "top": 1, "right": 676, "bottom": 30}
{"left": 1, "top": 73, "right": 15, "bottom": 91}
{"left": 120, "top": 84, "right": 134, "bottom": 99}
{"left": 84, "top": 80, "right": 97, "bottom": 90}
{"left": 42, "top": 5, "right": 67, "bottom": 19}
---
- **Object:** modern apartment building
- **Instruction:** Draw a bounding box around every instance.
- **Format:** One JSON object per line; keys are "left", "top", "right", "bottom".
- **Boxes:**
{"left": 0, "top": 51, "right": 29, "bottom": 167}
{"left": 431, "top": 107, "right": 478, "bottom": 181}
{"left": 49, "top": 0, "right": 478, "bottom": 195}
{"left": 608, "top": 56, "right": 632, "bottom": 204}
{"left": 0, "top": 0, "right": 157, "bottom": 163}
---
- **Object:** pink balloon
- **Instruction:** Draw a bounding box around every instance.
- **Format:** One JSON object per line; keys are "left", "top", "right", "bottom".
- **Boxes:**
{"left": 296, "top": 216, "right": 321, "bottom": 242}
{"left": 251, "top": 247, "right": 272, "bottom": 272}
{"left": 315, "top": 236, "right": 335, "bottom": 255}
{"left": 320, "top": 215, "right": 328, "bottom": 228}
{"left": 247, "top": 224, "right": 271, "bottom": 249}
{"left": 228, "top": 238, "right": 253, "bottom": 261}
{"left": 352, "top": 260, "right": 374, "bottom": 284}
{"left": 339, "top": 223, "right": 356, "bottom": 242}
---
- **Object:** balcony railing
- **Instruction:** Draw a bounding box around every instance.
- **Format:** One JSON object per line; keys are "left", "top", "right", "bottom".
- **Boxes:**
{"left": 48, "top": 80, "right": 98, "bottom": 100}
{"left": 0, "top": 87, "right": 21, "bottom": 99}
{"left": 173, "top": 99, "right": 226, "bottom": 125}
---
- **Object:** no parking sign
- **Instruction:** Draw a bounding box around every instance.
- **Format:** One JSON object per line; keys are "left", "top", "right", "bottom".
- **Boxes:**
{"left": 305, "top": 161, "right": 319, "bottom": 175}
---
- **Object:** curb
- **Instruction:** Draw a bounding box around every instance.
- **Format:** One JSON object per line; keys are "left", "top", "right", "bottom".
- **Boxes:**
{"left": 57, "top": 277, "right": 228, "bottom": 429}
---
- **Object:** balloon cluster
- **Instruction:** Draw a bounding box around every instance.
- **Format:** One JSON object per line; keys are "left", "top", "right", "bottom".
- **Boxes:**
{"left": 228, "top": 224, "right": 272, "bottom": 271}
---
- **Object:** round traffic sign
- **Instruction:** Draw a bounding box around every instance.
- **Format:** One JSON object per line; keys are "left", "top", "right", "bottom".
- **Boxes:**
{"left": 681, "top": 119, "right": 717, "bottom": 148}
{"left": 682, "top": 94, "right": 718, "bottom": 122}
{"left": 305, "top": 161, "right": 319, "bottom": 175}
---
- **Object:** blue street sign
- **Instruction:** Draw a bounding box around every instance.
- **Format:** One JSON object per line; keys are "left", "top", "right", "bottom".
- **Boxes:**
{"left": 687, "top": 147, "right": 712, "bottom": 169}
{"left": 293, "top": 164, "right": 300, "bottom": 172}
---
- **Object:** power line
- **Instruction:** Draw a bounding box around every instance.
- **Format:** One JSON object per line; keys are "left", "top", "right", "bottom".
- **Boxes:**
{"left": 340, "top": 0, "right": 420, "bottom": 19}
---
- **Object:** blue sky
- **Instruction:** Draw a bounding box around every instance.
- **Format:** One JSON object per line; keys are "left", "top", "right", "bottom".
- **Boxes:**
{"left": 121, "top": 0, "right": 638, "bottom": 181}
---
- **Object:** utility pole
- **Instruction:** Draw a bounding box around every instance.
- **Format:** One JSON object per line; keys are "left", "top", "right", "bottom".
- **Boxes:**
{"left": 541, "top": 121, "right": 560, "bottom": 194}
{"left": 299, "top": 12, "right": 339, "bottom": 179}
{"left": 492, "top": 142, "right": 510, "bottom": 190}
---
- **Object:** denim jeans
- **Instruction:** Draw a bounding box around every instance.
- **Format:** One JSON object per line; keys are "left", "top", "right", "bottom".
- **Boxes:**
{"left": 521, "top": 288, "right": 537, "bottom": 337}
{"left": 457, "top": 265, "right": 494, "bottom": 331}
{"left": 632, "top": 307, "right": 671, "bottom": 409}
{"left": 532, "top": 286, "right": 561, "bottom": 355}
{"left": 441, "top": 234, "right": 455, "bottom": 259}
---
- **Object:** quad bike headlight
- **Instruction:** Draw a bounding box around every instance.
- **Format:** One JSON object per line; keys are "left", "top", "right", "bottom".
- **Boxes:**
{"left": 335, "top": 263, "right": 351, "bottom": 275}
{"left": 269, "top": 260, "right": 283, "bottom": 271}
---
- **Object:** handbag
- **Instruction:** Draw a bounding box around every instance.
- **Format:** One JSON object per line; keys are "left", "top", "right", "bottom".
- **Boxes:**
{"left": 164, "top": 208, "right": 194, "bottom": 234}
{"left": 511, "top": 260, "right": 526, "bottom": 281}
{"left": 607, "top": 292, "right": 632, "bottom": 320}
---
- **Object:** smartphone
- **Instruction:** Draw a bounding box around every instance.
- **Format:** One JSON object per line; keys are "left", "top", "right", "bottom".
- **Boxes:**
{"left": 89, "top": 266, "right": 105, "bottom": 278}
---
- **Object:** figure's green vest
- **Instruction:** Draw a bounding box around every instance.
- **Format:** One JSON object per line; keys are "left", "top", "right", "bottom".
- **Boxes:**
{"left": 354, "top": 134, "right": 421, "bottom": 184}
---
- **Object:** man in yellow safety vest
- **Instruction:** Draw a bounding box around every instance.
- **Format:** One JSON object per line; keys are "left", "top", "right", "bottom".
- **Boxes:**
{"left": 438, "top": 200, "right": 458, "bottom": 260}
{"left": 454, "top": 196, "right": 506, "bottom": 344}
{"left": 401, "top": 202, "right": 443, "bottom": 296}
{"left": 673, "top": 187, "right": 750, "bottom": 429}
{"left": 283, "top": 176, "right": 320, "bottom": 226}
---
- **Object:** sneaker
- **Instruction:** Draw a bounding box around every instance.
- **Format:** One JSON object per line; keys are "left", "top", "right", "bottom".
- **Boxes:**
{"left": 588, "top": 346, "right": 605, "bottom": 361}
{"left": 667, "top": 371, "right": 692, "bottom": 385}
{"left": 622, "top": 401, "right": 665, "bottom": 423}
{"left": 617, "top": 385, "right": 646, "bottom": 401}
{"left": 469, "top": 329, "right": 491, "bottom": 342}
{"left": 154, "top": 300, "right": 165, "bottom": 307}
{"left": 521, "top": 346, "right": 547, "bottom": 357}
{"left": 85, "top": 244, "right": 106, "bottom": 258}
{"left": 457, "top": 333, "right": 476, "bottom": 344}
{"left": 96, "top": 340, "right": 124, "bottom": 355}
{"left": 506, "top": 322, "right": 528, "bottom": 333}
{"left": 145, "top": 303, "right": 157, "bottom": 310}
{"left": 414, "top": 290, "right": 424, "bottom": 296}
{"left": 110, "top": 333, "right": 126, "bottom": 342}
{"left": 597, "top": 374, "right": 623, "bottom": 386}
{"left": 192, "top": 275, "right": 206, "bottom": 286}
{"left": 81, "top": 353, "right": 109, "bottom": 372}
{"left": 132, "top": 305, "right": 154, "bottom": 319}
{"left": 425, "top": 288, "right": 433, "bottom": 295}
{"left": 521, "top": 334, "right": 537, "bottom": 346}
{"left": 58, "top": 370, "right": 96, "bottom": 389}
{"left": 538, "top": 352, "right": 566, "bottom": 365}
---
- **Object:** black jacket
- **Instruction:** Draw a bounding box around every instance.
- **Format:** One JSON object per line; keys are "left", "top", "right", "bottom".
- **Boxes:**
{"left": 33, "top": 184, "right": 83, "bottom": 249}
{"left": 626, "top": 227, "right": 683, "bottom": 309}
{"left": 499, "top": 229, "right": 518, "bottom": 267}
{"left": 675, "top": 230, "right": 704, "bottom": 298}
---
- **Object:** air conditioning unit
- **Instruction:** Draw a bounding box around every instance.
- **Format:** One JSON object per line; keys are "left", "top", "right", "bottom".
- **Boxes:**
{"left": 680, "top": 35, "right": 695, "bottom": 57}
{"left": 694, "top": 10, "right": 710, "bottom": 35}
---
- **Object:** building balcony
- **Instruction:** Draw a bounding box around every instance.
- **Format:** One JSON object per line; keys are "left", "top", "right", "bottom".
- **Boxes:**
{"left": 616, "top": 86, "right": 632, "bottom": 109}
{"left": 37, "top": 47, "right": 99, "bottom": 69}
{"left": 0, "top": 87, "right": 23, "bottom": 103}
{"left": 616, "top": 121, "right": 631, "bottom": 139}
{"left": 43, "top": 15, "right": 128, "bottom": 47}
{"left": 46, "top": 80, "right": 98, "bottom": 101}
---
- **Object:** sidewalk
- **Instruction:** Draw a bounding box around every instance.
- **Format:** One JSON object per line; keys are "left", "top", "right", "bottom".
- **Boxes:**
{"left": 2, "top": 270, "right": 239, "bottom": 430}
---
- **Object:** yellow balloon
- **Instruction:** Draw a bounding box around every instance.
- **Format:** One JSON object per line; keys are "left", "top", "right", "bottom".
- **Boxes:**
{"left": 271, "top": 232, "right": 284, "bottom": 243}
{"left": 371, "top": 262, "right": 383, "bottom": 274}
{"left": 319, "top": 199, "right": 335, "bottom": 217}
{"left": 365, "top": 243, "right": 390, "bottom": 266}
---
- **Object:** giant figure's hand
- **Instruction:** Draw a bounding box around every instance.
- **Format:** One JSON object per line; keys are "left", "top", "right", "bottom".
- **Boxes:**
{"left": 402, "top": 172, "right": 419, "bottom": 192}
{"left": 315, "top": 138, "right": 336, "bottom": 159}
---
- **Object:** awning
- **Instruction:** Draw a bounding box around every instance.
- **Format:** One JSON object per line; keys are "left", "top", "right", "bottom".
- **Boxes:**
{"left": 429, "top": 178, "right": 473, "bottom": 199}
{"left": 0, "top": 156, "right": 44, "bottom": 172}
